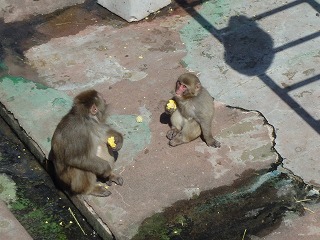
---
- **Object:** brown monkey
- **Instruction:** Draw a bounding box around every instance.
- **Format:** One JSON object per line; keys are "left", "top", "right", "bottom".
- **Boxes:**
{"left": 49, "top": 89, "right": 123, "bottom": 197}
{"left": 166, "top": 73, "right": 221, "bottom": 148}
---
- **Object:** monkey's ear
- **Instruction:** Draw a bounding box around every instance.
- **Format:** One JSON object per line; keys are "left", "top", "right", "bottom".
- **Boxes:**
{"left": 195, "top": 83, "right": 201, "bottom": 90}
{"left": 90, "top": 104, "right": 98, "bottom": 115}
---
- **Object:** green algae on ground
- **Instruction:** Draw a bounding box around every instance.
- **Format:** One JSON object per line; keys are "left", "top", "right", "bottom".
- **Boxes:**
{"left": 0, "top": 62, "right": 9, "bottom": 77}
{"left": 240, "top": 143, "right": 274, "bottom": 162}
{"left": 132, "top": 213, "right": 171, "bottom": 240}
{"left": 20, "top": 207, "right": 67, "bottom": 240}
{"left": 179, "top": 0, "right": 231, "bottom": 68}
{"left": 10, "top": 197, "right": 31, "bottom": 211}
{"left": 219, "top": 121, "right": 256, "bottom": 137}
{"left": 52, "top": 97, "right": 70, "bottom": 108}
{"left": 0, "top": 75, "right": 48, "bottom": 90}
{"left": 132, "top": 170, "right": 307, "bottom": 240}
{"left": 7, "top": 183, "right": 68, "bottom": 240}
{"left": 107, "top": 115, "right": 152, "bottom": 167}
{"left": 0, "top": 62, "right": 8, "bottom": 71}
{"left": 0, "top": 119, "right": 100, "bottom": 240}
{"left": 0, "top": 75, "right": 72, "bottom": 153}
{"left": 11, "top": 196, "right": 66, "bottom": 238}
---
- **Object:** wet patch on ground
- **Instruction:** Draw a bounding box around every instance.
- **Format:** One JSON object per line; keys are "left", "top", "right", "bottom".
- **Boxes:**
{"left": 0, "top": 115, "right": 100, "bottom": 239}
{"left": 132, "top": 169, "right": 316, "bottom": 240}
{"left": 0, "top": 0, "right": 185, "bottom": 87}
{"left": 0, "top": 0, "right": 128, "bottom": 85}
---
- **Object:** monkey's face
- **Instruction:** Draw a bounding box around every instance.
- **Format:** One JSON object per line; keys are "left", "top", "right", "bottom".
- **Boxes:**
{"left": 175, "top": 73, "right": 202, "bottom": 99}
{"left": 175, "top": 80, "right": 200, "bottom": 99}
{"left": 175, "top": 81, "right": 187, "bottom": 97}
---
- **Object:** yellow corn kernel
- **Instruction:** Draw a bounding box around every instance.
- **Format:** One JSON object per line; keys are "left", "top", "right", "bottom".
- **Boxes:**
{"left": 107, "top": 136, "right": 116, "bottom": 148}
{"left": 166, "top": 99, "right": 177, "bottom": 110}
{"left": 136, "top": 115, "right": 143, "bottom": 123}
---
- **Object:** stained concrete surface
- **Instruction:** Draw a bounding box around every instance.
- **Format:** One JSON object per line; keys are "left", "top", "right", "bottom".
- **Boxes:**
{"left": 0, "top": 0, "right": 319, "bottom": 239}
{"left": 0, "top": 200, "right": 32, "bottom": 240}
{"left": 0, "top": 0, "right": 85, "bottom": 23}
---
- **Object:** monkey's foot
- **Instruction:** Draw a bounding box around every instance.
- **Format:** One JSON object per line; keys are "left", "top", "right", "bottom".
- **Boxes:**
{"left": 114, "top": 176, "right": 124, "bottom": 186}
{"left": 106, "top": 180, "right": 112, "bottom": 186}
{"left": 169, "top": 140, "right": 182, "bottom": 147}
{"left": 169, "top": 137, "right": 185, "bottom": 147}
{"left": 91, "top": 185, "right": 112, "bottom": 197}
{"left": 207, "top": 138, "right": 221, "bottom": 148}
{"left": 107, "top": 175, "right": 124, "bottom": 186}
{"left": 166, "top": 129, "right": 179, "bottom": 140}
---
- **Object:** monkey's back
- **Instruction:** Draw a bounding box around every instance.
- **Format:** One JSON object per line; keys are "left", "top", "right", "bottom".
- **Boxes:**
{"left": 51, "top": 113, "right": 96, "bottom": 164}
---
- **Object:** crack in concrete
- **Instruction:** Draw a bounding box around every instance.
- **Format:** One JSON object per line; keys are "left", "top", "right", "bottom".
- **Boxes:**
{"left": 226, "top": 105, "right": 319, "bottom": 194}
{"left": 226, "top": 105, "right": 281, "bottom": 165}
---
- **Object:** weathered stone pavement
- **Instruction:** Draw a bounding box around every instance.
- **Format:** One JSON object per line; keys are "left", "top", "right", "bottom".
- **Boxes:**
{"left": 0, "top": 0, "right": 319, "bottom": 239}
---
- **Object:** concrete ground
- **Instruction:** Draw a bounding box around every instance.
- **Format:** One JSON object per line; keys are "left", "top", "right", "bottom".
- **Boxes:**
{"left": 0, "top": 0, "right": 319, "bottom": 239}
{"left": 0, "top": 200, "right": 33, "bottom": 240}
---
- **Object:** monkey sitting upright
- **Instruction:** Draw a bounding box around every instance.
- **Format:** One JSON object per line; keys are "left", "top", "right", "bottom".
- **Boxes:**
{"left": 165, "top": 73, "right": 221, "bottom": 148}
{"left": 49, "top": 89, "right": 124, "bottom": 197}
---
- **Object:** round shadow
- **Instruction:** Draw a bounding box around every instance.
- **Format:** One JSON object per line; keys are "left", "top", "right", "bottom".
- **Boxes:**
{"left": 160, "top": 112, "right": 171, "bottom": 125}
{"left": 223, "top": 15, "right": 274, "bottom": 76}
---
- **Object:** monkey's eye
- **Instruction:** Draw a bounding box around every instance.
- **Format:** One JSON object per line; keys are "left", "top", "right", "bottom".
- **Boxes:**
{"left": 177, "top": 81, "right": 183, "bottom": 87}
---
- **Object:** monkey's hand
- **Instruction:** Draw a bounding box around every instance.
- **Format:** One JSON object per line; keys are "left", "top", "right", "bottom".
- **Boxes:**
{"left": 106, "top": 173, "right": 124, "bottom": 186}
{"left": 165, "top": 99, "right": 177, "bottom": 115}
{"left": 106, "top": 129, "right": 123, "bottom": 151}
{"left": 107, "top": 136, "right": 116, "bottom": 148}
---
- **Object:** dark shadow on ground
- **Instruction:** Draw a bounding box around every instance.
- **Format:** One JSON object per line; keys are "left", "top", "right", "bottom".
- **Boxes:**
{"left": 222, "top": 15, "right": 274, "bottom": 76}
{"left": 132, "top": 169, "right": 309, "bottom": 240}
{"left": 259, "top": 73, "right": 320, "bottom": 133}
{"left": 175, "top": 0, "right": 320, "bottom": 134}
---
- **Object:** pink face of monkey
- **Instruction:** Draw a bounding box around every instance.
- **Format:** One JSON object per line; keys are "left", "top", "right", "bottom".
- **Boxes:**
{"left": 175, "top": 79, "right": 200, "bottom": 99}
{"left": 175, "top": 81, "right": 187, "bottom": 97}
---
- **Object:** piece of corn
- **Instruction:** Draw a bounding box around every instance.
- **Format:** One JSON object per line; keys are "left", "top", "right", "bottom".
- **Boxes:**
{"left": 107, "top": 136, "right": 116, "bottom": 148}
{"left": 136, "top": 115, "right": 143, "bottom": 123}
{"left": 166, "top": 99, "right": 177, "bottom": 110}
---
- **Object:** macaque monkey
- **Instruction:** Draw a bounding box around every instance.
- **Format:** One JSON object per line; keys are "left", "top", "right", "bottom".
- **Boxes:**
{"left": 49, "top": 89, "right": 123, "bottom": 197}
{"left": 165, "top": 73, "right": 221, "bottom": 148}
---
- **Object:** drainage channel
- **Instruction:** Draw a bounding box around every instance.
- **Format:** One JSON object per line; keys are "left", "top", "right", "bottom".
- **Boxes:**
{"left": 0, "top": 115, "right": 101, "bottom": 240}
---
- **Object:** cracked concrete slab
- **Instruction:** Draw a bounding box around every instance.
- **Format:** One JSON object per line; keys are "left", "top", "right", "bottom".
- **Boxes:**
{"left": 0, "top": 75, "right": 278, "bottom": 239}
{"left": 81, "top": 102, "right": 278, "bottom": 239}
{"left": 178, "top": 0, "right": 320, "bottom": 186}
